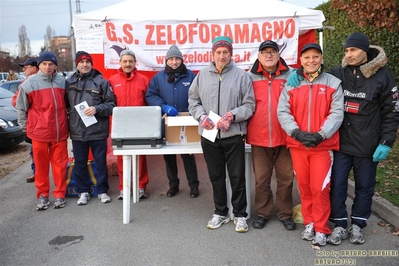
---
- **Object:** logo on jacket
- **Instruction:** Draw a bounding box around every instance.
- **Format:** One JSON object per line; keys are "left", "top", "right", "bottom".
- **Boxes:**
{"left": 344, "top": 101, "right": 360, "bottom": 114}
{"left": 344, "top": 90, "right": 366, "bottom": 98}
{"left": 182, "top": 82, "right": 191, "bottom": 87}
{"left": 319, "top": 87, "right": 326, "bottom": 94}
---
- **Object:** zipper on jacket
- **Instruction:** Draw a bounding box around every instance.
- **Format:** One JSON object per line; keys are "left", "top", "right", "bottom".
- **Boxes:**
{"left": 49, "top": 77, "right": 61, "bottom": 142}
{"left": 308, "top": 82, "right": 313, "bottom": 132}
{"left": 268, "top": 79, "right": 273, "bottom": 147}
{"left": 217, "top": 72, "right": 223, "bottom": 139}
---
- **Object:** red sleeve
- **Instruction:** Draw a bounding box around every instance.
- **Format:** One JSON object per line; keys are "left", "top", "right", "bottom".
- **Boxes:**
{"left": 11, "top": 89, "right": 19, "bottom": 107}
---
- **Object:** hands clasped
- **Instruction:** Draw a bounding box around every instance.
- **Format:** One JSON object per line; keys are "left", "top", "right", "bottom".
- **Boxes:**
{"left": 291, "top": 128, "right": 323, "bottom": 147}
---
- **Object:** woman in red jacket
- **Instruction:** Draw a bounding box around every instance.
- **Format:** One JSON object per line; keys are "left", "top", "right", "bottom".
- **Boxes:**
{"left": 278, "top": 43, "right": 344, "bottom": 246}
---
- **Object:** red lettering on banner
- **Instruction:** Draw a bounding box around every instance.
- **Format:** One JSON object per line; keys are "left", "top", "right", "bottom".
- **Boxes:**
{"left": 261, "top": 22, "right": 273, "bottom": 40}
{"left": 251, "top": 24, "right": 262, "bottom": 43}
{"left": 167, "top": 25, "right": 176, "bottom": 45}
{"left": 187, "top": 23, "right": 197, "bottom": 43}
{"left": 145, "top": 25, "right": 155, "bottom": 45}
{"left": 122, "top": 24, "right": 133, "bottom": 44}
{"left": 210, "top": 24, "right": 222, "bottom": 40}
{"left": 285, "top": 19, "right": 295, "bottom": 38}
{"left": 198, "top": 24, "right": 209, "bottom": 43}
{"left": 223, "top": 25, "right": 233, "bottom": 40}
{"left": 274, "top": 21, "right": 285, "bottom": 39}
{"left": 143, "top": 19, "right": 296, "bottom": 45}
{"left": 176, "top": 24, "right": 187, "bottom": 44}
{"left": 156, "top": 25, "right": 166, "bottom": 45}
{"left": 105, "top": 22, "right": 117, "bottom": 42}
{"left": 235, "top": 24, "right": 249, "bottom": 43}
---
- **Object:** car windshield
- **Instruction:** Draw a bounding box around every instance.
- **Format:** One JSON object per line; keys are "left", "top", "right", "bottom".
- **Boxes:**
{"left": 0, "top": 88, "right": 14, "bottom": 99}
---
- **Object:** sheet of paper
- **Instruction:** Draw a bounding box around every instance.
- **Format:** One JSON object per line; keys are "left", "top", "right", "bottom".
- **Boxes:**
{"left": 74, "top": 101, "right": 98, "bottom": 127}
{"left": 201, "top": 111, "right": 220, "bottom": 142}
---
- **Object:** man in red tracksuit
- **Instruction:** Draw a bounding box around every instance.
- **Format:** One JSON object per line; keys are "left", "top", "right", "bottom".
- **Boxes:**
{"left": 16, "top": 51, "right": 69, "bottom": 211}
{"left": 108, "top": 50, "right": 150, "bottom": 200}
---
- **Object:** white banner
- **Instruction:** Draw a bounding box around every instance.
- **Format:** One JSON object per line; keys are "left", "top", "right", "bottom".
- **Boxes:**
{"left": 100, "top": 18, "right": 299, "bottom": 71}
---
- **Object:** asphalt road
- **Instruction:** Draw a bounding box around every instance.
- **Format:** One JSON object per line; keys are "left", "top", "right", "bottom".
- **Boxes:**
{"left": 0, "top": 154, "right": 398, "bottom": 266}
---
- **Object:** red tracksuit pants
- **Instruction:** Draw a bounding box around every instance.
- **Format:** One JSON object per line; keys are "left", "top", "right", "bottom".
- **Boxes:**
{"left": 290, "top": 148, "right": 333, "bottom": 235}
{"left": 117, "top": 155, "right": 149, "bottom": 190}
{"left": 32, "top": 139, "right": 68, "bottom": 199}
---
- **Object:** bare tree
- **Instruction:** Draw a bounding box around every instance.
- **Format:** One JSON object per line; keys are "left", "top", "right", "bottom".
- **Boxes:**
{"left": 18, "top": 25, "right": 31, "bottom": 57}
{"left": 43, "top": 25, "right": 56, "bottom": 51}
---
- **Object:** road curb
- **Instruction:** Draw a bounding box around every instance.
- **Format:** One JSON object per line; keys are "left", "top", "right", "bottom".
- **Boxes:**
{"left": 348, "top": 179, "right": 399, "bottom": 228}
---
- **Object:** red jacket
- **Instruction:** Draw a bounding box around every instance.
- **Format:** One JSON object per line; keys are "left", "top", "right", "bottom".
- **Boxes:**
{"left": 108, "top": 68, "right": 149, "bottom": 106}
{"left": 247, "top": 58, "right": 292, "bottom": 147}
{"left": 16, "top": 71, "right": 69, "bottom": 142}
{"left": 277, "top": 70, "right": 344, "bottom": 151}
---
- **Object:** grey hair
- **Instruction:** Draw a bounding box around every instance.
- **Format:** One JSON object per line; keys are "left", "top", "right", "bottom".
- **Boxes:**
{"left": 119, "top": 50, "right": 136, "bottom": 61}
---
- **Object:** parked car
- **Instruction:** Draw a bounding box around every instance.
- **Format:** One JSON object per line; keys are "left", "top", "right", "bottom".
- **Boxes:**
{"left": 0, "top": 72, "right": 8, "bottom": 84}
{"left": 0, "top": 88, "right": 24, "bottom": 149}
{"left": 0, "top": 80, "right": 23, "bottom": 93}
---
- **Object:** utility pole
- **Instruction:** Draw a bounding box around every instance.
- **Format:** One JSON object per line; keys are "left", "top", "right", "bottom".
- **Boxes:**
{"left": 69, "top": 0, "right": 81, "bottom": 71}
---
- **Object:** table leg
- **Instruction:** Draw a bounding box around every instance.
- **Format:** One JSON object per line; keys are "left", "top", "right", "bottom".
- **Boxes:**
{"left": 132, "top": 155, "right": 139, "bottom": 203}
{"left": 245, "top": 152, "right": 251, "bottom": 219}
{"left": 123, "top": 155, "right": 132, "bottom": 224}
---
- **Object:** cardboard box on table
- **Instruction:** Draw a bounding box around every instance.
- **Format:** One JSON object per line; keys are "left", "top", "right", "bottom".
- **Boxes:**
{"left": 165, "top": 112, "right": 201, "bottom": 145}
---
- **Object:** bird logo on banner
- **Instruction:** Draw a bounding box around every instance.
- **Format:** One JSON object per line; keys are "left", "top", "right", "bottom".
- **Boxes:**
{"left": 110, "top": 45, "right": 128, "bottom": 56}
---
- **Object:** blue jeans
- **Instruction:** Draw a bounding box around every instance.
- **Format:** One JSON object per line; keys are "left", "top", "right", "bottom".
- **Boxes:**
{"left": 329, "top": 151, "right": 377, "bottom": 228}
{"left": 72, "top": 139, "right": 109, "bottom": 194}
{"left": 30, "top": 145, "right": 35, "bottom": 175}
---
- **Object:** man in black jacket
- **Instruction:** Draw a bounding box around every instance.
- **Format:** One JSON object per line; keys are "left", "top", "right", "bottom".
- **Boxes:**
{"left": 327, "top": 33, "right": 399, "bottom": 245}
{"left": 66, "top": 51, "right": 116, "bottom": 206}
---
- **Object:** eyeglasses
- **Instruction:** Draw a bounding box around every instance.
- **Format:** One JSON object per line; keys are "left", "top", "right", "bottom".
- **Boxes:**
{"left": 259, "top": 50, "right": 279, "bottom": 56}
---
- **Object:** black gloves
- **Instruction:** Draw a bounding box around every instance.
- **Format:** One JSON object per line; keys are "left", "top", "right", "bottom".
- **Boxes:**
{"left": 291, "top": 129, "right": 324, "bottom": 147}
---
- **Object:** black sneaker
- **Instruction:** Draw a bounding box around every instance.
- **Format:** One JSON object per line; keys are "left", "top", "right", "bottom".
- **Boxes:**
{"left": 190, "top": 188, "right": 199, "bottom": 198}
{"left": 281, "top": 218, "right": 296, "bottom": 230}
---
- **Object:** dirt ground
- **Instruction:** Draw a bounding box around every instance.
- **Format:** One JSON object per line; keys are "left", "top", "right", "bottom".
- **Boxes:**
{"left": 0, "top": 142, "right": 31, "bottom": 179}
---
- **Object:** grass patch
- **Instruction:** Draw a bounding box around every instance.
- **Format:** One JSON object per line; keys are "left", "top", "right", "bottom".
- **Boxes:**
{"left": 374, "top": 138, "right": 399, "bottom": 207}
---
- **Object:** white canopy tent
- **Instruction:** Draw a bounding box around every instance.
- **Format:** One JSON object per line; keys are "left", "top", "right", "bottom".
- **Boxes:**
{"left": 72, "top": 0, "right": 325, "bottom": 74}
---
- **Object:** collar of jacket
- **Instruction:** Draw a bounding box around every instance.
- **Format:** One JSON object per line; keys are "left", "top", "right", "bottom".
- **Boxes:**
{"left": 297, "top": 64, "right": 325, "bottom": 80}
{"left": 67, "top": 69, "right": 102, "bottom": 83}
{"left": 210, "top": 59, "right": 234, "bottom": 74}
{"left": 341, "top": 45, "right": 388, "bottom": 78}
{"left": 250, "top": 57, "right": 290, "bottom": 77}
{"left": 38, "top": 69, "right": 56, "bottom": 81}
{"left": 118, "top": 67, "right": 137, "bottom": 80}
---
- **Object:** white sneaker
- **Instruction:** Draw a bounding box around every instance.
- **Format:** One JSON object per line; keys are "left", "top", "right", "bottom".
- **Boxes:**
{"left": 207, "top": 214, "right": 231, "bottom": 229}
{"left": 36, "top": 195, "right": 50, "bottom": 211}
{"left": 312, "top": 232, "right": 327, "bottom": 246}
{"left": 234, "top": 217, "right": 249, "bottom": 233}
{"left": 118, "top": 190, "right": 123, "bottom": 200}
{"left": 98, "top": 193, "right": 111, "bottom": 203}
{"left": 301, "top": 222, "right": 315, "bottom": 241}
{"left": 139, "top": 188, "right": 149, "bottom": 199}
{"left": 348, "top": 224, "right": 365, "bottom": 244}
{"left": 77, "top": 192, "right": 90, "bottom": 205}
{"left": 327, "top": 226, "right": 348, "bottom": 245}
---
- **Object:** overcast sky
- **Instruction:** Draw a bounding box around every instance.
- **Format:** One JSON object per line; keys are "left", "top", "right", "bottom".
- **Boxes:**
{"left": 0, "top": 0, "right": 326, "bottom": 56}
